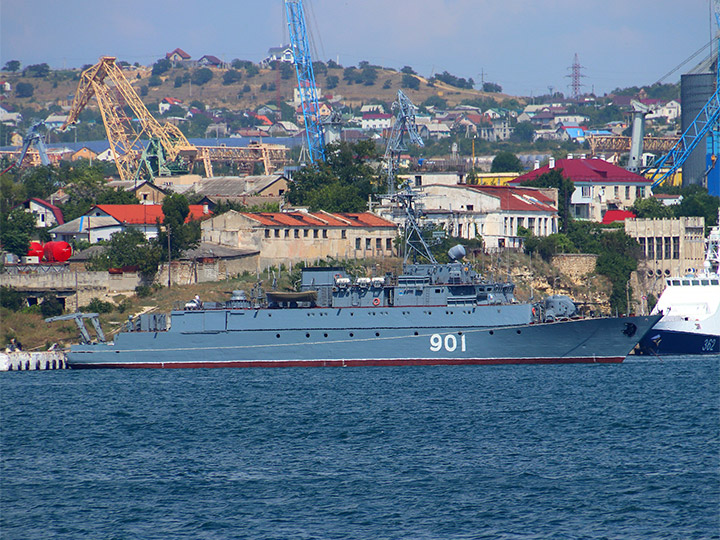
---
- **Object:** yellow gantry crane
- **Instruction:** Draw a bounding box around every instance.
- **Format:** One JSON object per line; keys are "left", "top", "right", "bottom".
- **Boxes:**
{"left": 62, "top": 56, "right": 197, "bottom": 181}
{"left": 63, "top": 56, "right": 289, "bottom": 181}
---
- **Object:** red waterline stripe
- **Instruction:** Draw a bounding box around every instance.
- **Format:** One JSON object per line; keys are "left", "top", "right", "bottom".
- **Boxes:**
{"left": 69, "top": 356, "right": 625, "bottom": 369}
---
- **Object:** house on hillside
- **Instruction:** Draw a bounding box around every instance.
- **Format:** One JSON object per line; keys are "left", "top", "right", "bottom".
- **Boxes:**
{"left": 50, "top": 204, "right": 211, "bottom": 243}
{"left": 159, "top": 97, "right": 184, "bottom": 115}
{"left": 106, "top": 180, "right": 169, "bottom": 205}
{"left": 18, "top": 198, "right": 65, "bottom": 229}
{"left": 192, "top": 175, "right": 289, "bottom": 208}
{"left": 202, "top": 210, "right": 398, "bottom": 266}
{"left": 198, "top": 55, "right": 223, "bottom": 67}
{"left": 510, "top": 157, "right": 653, "bottom": 222}
{"left": 166, "top": 48, "right": 191, "bottom": 66}
{"left": 263, "top": 45, "right": 294, "bottom": 65}
{"left": 44, "top": 114, "right": 68, "bottom": 130}
{"left": 71, "top": 147, "right": 98, "bottom": 161}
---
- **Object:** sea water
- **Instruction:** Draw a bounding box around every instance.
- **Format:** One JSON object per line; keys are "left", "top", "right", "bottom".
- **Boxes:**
{"left": 1, "top": 356, "right": 718, "bottom": 539}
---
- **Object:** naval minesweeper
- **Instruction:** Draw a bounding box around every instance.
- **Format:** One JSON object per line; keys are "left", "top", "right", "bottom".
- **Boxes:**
{"left": 60, "top": 190, "right": 660, "bottom": 368}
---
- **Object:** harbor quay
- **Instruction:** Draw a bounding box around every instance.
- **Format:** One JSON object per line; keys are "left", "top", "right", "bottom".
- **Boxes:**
{"left": 0, "top": 351, "right": 68, "bottom": 371}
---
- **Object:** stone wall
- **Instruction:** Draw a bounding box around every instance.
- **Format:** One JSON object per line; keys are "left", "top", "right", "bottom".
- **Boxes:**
{"left": 551, "top": 254, "right": 598, "bottom": 280}
{"left": 154, "top": 256, "right": 259, "bottom": 286}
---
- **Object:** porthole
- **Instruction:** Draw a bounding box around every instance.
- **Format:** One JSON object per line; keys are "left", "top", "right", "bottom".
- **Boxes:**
{"left": 489, "top": 330, "right": 494, "bottom": 335}
{"left": 414, "top": 331, "right": 419, "bottom": 336}
{"left": 516, "top": 330, "right": 521, "bottom": 334}
{"left": 349, "top": 332, "right": 354, "bottom": 337}
{"left": 375, "top": 332, "right": 380, "bottom": 337}
{"left": 276, "top": 333, "right": 280, "bottom": 338}
{"left": 324, "top": 333, "right": 328, "bottom": 338}
{"left": 306, "top": 333, "right": 310, "bottom": 338}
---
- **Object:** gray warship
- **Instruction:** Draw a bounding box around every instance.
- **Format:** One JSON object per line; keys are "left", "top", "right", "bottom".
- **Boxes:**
{"left": 63, "top": 190, "right": 660, "bottom": 368}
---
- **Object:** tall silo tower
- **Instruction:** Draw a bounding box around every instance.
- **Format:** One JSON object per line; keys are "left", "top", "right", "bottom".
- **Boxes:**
{"left": 681, "top": 54, "right": 717, "bottom": 187}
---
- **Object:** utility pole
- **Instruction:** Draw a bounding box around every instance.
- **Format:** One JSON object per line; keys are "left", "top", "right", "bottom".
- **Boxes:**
{"left": 167, "top": 227, "right": 171, "bottom": 288}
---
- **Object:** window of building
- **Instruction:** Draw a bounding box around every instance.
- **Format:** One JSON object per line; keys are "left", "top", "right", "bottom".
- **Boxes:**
{"left": 672, "top": 236, "right": 679, "bottom": 259}
{"left": 304, "top": 229, "right": 309, "bottom": 237}
{"left": 323, "top": 229, "right": 328, "bottom": 239}
{"left": 341, "top": 230, "right": 346, "bottom": 239}
{"left": 647, "top": 237, "right": 654, "bottom": 259}
{"left": 614, "top": 186, "right": 619, "bottom": 198}
{"left": 366, "top": 238, "right": 371, "bottom": 250}
{"left": 294, "top": 229, "right": 299, "bottom": 238}
{"left": 636, "top": 187, "right": 645, "bottom": 198}
{"left": 355, "top": 238, "right": 361, "bottom": 250}
{"left": 664, "top": 237, "right": 671, "bottom": 259}
{"left": 415, "top": 175, "right": 422, "bottom": 187}
{"left": 376, "top": 238, "right": 382, "bottom": 250}
{"left": 285, "top": 229, "right": 290, "bottom": 238}
{"left": 386, "top": 238, "right": 392, "bottom": 251}
{"left": 313, "top": 229, "right": 318, "bottom": 238}
{"left": 265, "top": 229, "right": 270, "bottom": 238}
{"left": 466, "top": 205, "right": 474, "bottom": 211}
{"left": 581, "top": 186, "right": 591, "bottom": 197}
{"left": 638, "top": 237, "right": 646, "bottom": 256}
{"left": 274, "top": 229, "right": 280, "bottom": 238}
{"left": 625, "top": 186, "right": 630, "bottom": 199}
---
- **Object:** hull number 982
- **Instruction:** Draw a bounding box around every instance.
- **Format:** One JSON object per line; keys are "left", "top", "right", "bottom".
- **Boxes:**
{"left": 430, "top": 333, "right": 466, "bottom": 352}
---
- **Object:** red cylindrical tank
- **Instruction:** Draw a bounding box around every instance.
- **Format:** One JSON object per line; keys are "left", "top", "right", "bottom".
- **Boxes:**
{"left": 43, "top": 241, "right": 73, "bottom": 263}
{"left": 27, "top": 241, "right": 44, "bottom": 258}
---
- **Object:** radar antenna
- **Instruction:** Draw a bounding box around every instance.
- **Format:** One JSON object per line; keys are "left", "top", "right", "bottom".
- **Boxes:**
{"left": 384, "top": 90, "right": 424, "bottom": 194}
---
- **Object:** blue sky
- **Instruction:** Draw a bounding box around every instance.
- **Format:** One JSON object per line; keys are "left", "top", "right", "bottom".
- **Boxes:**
{"left": 0, "top": 0, "right": 713, "bottom": 97}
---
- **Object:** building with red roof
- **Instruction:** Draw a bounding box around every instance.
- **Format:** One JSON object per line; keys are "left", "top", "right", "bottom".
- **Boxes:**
{"left": 376, "top": 182, "right": 558, "bottom": 250}
{"left": 49, "top": 204, "right": 211, "bottom": 243}
{"left": 601, "top": 209, "right": 636, "bottom": 224}
{"left": 509, "top": 157, "right": 653, "bottom": 222}
{"left": 202, "top": 210, "right": 398, "bottom": 266}
{"left": 18, "top": 198, "right": 64, "bottom": 228}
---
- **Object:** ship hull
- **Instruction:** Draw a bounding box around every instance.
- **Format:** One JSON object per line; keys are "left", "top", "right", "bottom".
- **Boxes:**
{"left": 68, "top": 314, "right": 659, "bottom": 369}
{"left": 636, "top": 329, "right": 720, "bottom": 356}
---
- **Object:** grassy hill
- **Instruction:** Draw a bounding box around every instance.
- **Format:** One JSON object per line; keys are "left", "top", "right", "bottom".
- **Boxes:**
{"left": 2, "top": 62, "right": 519, "bottom": 115}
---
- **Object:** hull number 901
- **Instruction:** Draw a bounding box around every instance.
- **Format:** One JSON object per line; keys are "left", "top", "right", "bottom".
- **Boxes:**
{"left": 430, "top": 333, "right": 466, "bottom": 352}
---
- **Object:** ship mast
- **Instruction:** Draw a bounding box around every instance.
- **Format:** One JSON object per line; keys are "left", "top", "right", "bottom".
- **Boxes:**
{"left": 394, "top": 187, "right": 438, "bottom": 265}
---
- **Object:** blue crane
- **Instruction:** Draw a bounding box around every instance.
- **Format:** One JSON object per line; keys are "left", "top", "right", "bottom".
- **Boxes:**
{"left": 284, "top": 0, "right": 326, "bottom": 164}
{"left": 647, "top": 2, "right": 720, "bottom": 188}
{"left": 1, "top": 121, "right": 50, "bottom": 175}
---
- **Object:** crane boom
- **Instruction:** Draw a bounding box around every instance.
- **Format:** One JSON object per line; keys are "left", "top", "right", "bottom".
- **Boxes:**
{"left": 63, "top": 57, "right": 197, "bottom": 181}
{"left": 285, "top": 0, "right": 325, "bottom": 163}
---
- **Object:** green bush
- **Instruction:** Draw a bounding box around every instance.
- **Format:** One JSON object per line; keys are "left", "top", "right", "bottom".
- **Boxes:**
{"left": 40, "top": 294, "right": 64, "bottom": 318}
{"left": 0, "top": 286, "right": 25, "bottom": 311}
{"left": 135, "top": 285, "right": 152, "bottom": 298}
{"left": 84, "top": 298, "right": 114, "bottom": 314}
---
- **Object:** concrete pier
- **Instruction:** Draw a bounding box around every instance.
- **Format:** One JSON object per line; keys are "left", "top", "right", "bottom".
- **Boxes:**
{"left": 0, "top": 351, "right": 68, "bottom": 371}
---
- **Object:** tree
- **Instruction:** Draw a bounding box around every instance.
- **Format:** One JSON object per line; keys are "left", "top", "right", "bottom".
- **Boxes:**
{"left": 3, "top": 60, "right": 20, "bottom": 72}
{"left": 326, "top": 75, "right": 339, "bottom": 90}
{"left": 279, "top": 62, "right": 294, "bottom": 80}
{"left": 15, "top": 82, "right": 34, "bottom": 98}
{"left": 482, "top": 82, "right": 502, "bottom": 93}
{"left": 401, "top": 73, "right": 419, "bottom": 90}
{"left": 361, "top": 66, "right": 378, "bottom": 86}
{"left": 223, "top": 69, "right": 242, "bottom": 85}
{"left": 157, "top": 193, "right": 200, "bottom": 258}
{"left": 148, "top": 75, "right": 162, "bottom": 87}
{"left": 511, "top": 121, "right": 535, "bottom": 143}
{"left": 86, "top": 229, "right": 161, "bottom": 278}
{"left": 192, "top": 68, "right": 213, "bottom": 86}
{"left": 491, "top": 151, "right": 523, "bottom": 173}
{"left": 630, "top": 197, "right": 674, "bottom": 219}
{"left": 520, "top": 168, "right": 575, "bottom": 232}
{"left": 24, "top": 63, "right": 50, "bottom": 78}
{"left": 0, "top": 207, "right": 36, "bottom": 257}
{"left": 422, "top": 96, "right": 447, "bottom": 110}
{"left": 286, "top": 141, "right": 380, "bottom": 212}
{"left": 401, "top": 66, "right": 416, "bottom": 75}
{"left": 151, "top": 58, "right": 172, "bottom": 76}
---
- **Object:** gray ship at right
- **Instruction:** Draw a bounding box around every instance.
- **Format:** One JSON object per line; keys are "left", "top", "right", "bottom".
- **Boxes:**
{"left": 64, "top": 189, "right": 661, "bottom": 369}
